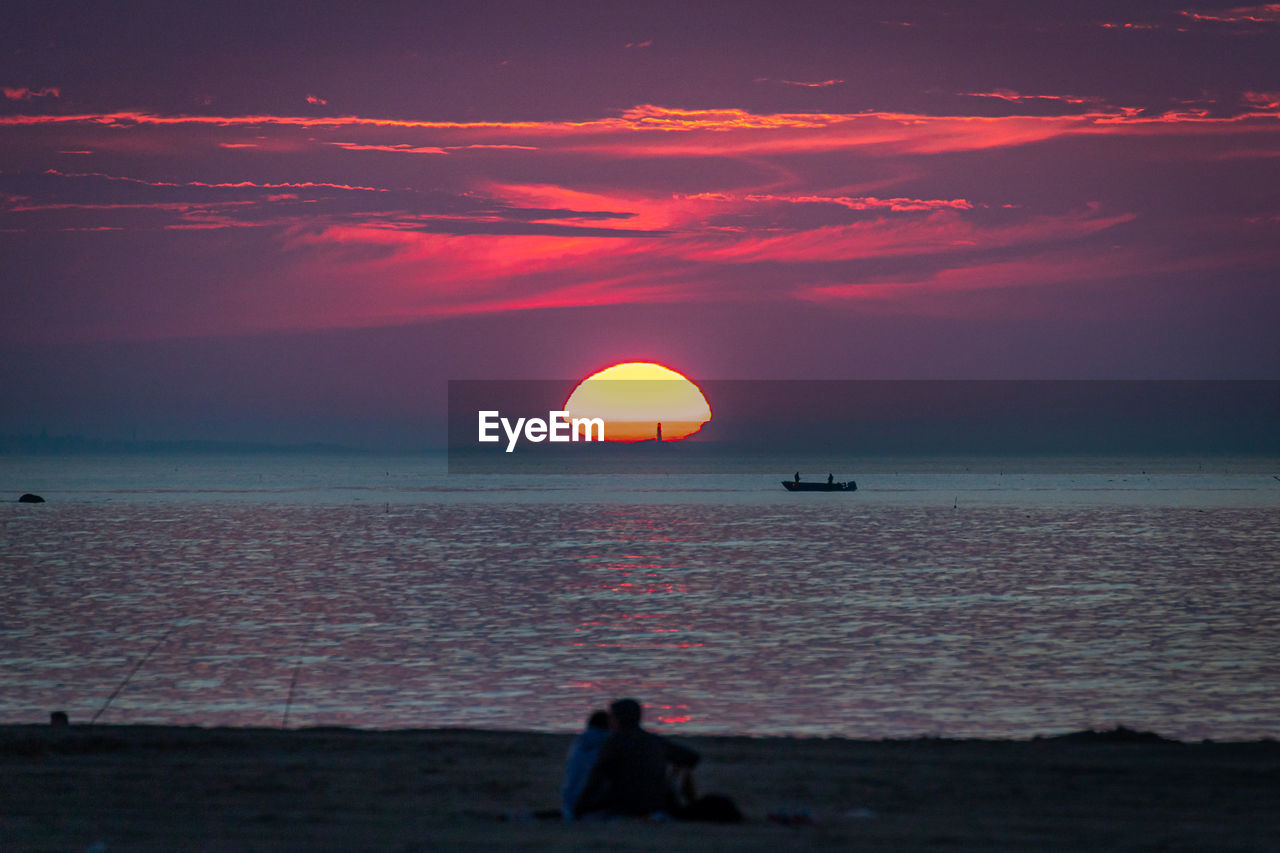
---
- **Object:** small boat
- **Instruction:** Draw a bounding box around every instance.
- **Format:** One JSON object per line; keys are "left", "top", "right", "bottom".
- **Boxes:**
{"left": 781, "top": 480, "right": 856, "bottom": 492}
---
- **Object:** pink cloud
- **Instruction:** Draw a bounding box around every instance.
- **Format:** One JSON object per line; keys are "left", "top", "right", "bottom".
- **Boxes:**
{"left": 248, "top": 187, "right": 1138, "bottom": 329}
{"left": 780, "top": 79, "right": 844, "bottom": 88}
{"left": 305, "top": 94, "right": 328, "bottom": 105}
{"left": 326, "top": 141, "right": 538, "bottom": 155}
{"left": 270, "top": 224, "right": 680, "bottom": 327}
{"left": 327, "top": 141, "right": 449, "bottom": 154}
{"left": 3, "top": 104, "right": 1277, "bottom": 164}
{"left": 7, "top": 95, "right": 1277, "bottom": 341}
{"left": 1243, "top": 91, "right": 1280, "bottom": 110}
{"left": 43, "top": 168, "right": 387, "bottom": 193}
{"left": 453, "top": 144, "right": 539, "bottom": 151}
{"left": 682, "top": 192, "right": 973, "bottom": 212}
{"left": 799, "top": 250, "right": 1149, "bottom": 301}
{"left": 960, "top": 89, "right": 1097, "bottom": 105}
{"left": 796, "top": 240, "right": 1274, "bottom": 313}
{"left": 3, "top": 86, "right": 60, "bottom": 100}
{"left": 676, "top": 205, "right": 1134, "bottom": 265}
{"left": 1099, "top": 21, "right": 1163, "bottom": 30}
{"left": 1179, "top": 4, "right": 1280, "bottom": 24}
{"left": 8, "top": 200, "right": 256, "bottom": 213}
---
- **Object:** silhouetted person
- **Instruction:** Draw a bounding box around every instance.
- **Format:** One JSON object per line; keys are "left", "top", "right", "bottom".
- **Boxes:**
{"left": 561, "top": 710, "right": 611, "bottom": 820}
{"left": 794, "top": 471, "right": 801, "bottom": 484}
{"left": 573, "top": 698, "right": 700, "bottom": 819}
{"left": 827, "top": 473, "right": 833, "bottom": 485}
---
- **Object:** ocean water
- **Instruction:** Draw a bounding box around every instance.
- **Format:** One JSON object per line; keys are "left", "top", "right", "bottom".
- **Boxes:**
{"left": 2, "top": 453, "right": 1278, "bottom": 740}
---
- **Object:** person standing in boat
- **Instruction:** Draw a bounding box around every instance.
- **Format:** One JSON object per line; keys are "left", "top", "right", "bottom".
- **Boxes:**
{"left": 794, "top": 471, "right": 801, "bottom": 484}
{"left": 827, "top": 473, "right": 833, "bottom": 485}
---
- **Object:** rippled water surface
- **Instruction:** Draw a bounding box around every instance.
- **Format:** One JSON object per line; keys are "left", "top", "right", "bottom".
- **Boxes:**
{"left": 2, "top": 454, "right": 1278, "bottom": 739}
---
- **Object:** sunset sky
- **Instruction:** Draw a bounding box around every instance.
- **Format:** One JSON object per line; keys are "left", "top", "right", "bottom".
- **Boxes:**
{"left": 3, "top": 1, "right": 1278, "bottom": 446}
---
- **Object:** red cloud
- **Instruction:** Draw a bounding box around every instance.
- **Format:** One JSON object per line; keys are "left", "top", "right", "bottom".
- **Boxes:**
{"left": 275, "top": 224, "right": 676, "bottom": 325}
{"left": 248, "top": 187, "right": 1137, "bottom": 330}
{"left": 7, "top": 96, "right": 1278, "bottom": 340}
{"left": 1243, "top": 91, "right": 1280, "bottom": 110}
{"left": 305, "top": 94, "right": 328, "bottom": 105}
{"left": 1099, "top": 21, "right": 1162, "bottom": 29}
{"left": 1179, "top": 4, "right": 1280, "bottom": 24}
{"left": 3, "top": 86, "right": 60, "bottom": 100}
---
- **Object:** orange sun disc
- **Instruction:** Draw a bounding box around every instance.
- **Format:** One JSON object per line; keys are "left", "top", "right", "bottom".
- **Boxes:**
{"left": 564, "top": 362, "right": 712, "bottom": 442}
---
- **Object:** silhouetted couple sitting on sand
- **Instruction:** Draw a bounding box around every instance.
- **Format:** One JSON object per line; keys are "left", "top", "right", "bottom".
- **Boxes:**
{"left": 563, "top": 698, "right": 740, "bottom": 823}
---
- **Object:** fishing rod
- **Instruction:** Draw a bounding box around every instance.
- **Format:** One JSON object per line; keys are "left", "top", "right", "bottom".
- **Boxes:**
{"left": 281, "top": 656, "right": 304, "bottom": 730}
{"left": 90, "top": 620, "right": 183, "bottom": 726}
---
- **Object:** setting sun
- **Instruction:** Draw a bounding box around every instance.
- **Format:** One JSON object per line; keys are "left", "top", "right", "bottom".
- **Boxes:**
{"left": 564, "top": 362, "right": 712, "bottom": 442}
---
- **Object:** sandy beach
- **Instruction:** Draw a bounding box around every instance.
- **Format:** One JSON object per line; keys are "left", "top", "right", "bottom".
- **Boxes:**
{"left": 3, "top": 724, "right": 1277, "bottom": 852}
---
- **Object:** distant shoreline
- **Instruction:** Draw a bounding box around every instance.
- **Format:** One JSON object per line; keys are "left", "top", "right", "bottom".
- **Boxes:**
{"left": 0, "top": 434, "right": 376, "bottom": 455}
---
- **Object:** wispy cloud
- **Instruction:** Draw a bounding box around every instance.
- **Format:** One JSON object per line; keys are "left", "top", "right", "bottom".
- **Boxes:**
{"left": 326, "top": 142, "right": 538, "bottom": 155}
{"left": 780, "top": 79, "right": 844, "bottom": 88}
{"left": 455, "top": 144, "right": 539, "bottom": 151}
{"left": 327, "top": 141, "right": 449, "bottom": 154}
{"left": 1179, "top": 4, "right": 1280, "bottom": 24}
{"left": 1098, "top": 21, "right": 1164, "bottom": 30}
{"left": 4, "top": 103, "right": 1277, "bottom": 153}
{"left": 1243, "top": 91, "right": 1280, "bottom": 109}
{"left": 3, "top": 86, "right": 60, "bottom": 100}
{"left": 681, "top": 192, "right": 973, "bottom": 212}
{"left": 305, "top": 94, "right": 328, "bottom": 105}
{"left": 960, "top": 89, "right": 1097, "bottom": 105}
{"left": 797, "top": 239, "right": 1273, "bottom": 312}
{"left": 675, "top": 205, "right": 1135, "bottom": 265}
{"left": 40, "top": 168, "right": 388, "bottom": 193}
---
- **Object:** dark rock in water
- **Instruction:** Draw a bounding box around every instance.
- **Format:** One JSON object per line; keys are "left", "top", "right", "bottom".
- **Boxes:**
{"left": 1045, "top": 726, "right": 1179, "bottom": 744}
{"left": 18, "top": 493, "right": 46, "bottom": 503}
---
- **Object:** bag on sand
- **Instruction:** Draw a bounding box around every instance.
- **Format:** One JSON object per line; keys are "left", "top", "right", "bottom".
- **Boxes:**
{"left": 681, "top": 794, "right": 743, "bottom": 823}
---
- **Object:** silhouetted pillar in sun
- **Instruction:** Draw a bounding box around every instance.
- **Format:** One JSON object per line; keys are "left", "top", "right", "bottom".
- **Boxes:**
{"left": 656, "top": 422, "right": 662, "bottom": 441}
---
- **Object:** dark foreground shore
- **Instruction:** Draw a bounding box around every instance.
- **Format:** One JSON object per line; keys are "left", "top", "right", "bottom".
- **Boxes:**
{"left": 3, "top": 724, "right": 1277, "bottom": 852}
